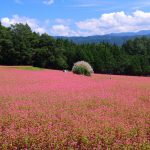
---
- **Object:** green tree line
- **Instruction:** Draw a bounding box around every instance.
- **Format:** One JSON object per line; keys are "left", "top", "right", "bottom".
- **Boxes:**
{"left": 0, "top": 23, "right": 150, "bottom": 75}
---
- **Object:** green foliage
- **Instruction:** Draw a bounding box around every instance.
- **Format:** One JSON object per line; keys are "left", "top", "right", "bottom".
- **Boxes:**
{"left": 72, "top": 61, "right": 93, "bottom": 76}
{"left": 72, "top": 65, "right": 91, "bottom": 76}
{"left": 0, "top": 22, "right": 150, "bottom": 76}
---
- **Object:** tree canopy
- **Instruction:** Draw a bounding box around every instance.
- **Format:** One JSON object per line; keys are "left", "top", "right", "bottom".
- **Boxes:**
{"left": 0, "top": 23, "right": 150, "bottom": 76}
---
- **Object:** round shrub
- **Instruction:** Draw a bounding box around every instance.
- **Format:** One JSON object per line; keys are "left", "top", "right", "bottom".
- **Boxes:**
{"left": 72, "top": 61, "right": 94, "bottom": 76}
{"left": 72, "top": 65, "right": 91, "bottom": 76}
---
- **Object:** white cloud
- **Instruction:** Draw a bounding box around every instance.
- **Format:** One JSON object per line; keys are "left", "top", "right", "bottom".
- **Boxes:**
{"left": 76, "top": 10, "right": 150, "bottom": 36}
{"left": 1, "top": 10, "right": 150, "bottom": 37}
{"left": 51, "top": 24, "right": 78, "bottom": 36}
{"left": 1, "top": 15, "right": 47, "bottom": 34}
{"left": 43, "top": 0, "right": 54, "bottom": 5}
{"left": 1, "top": 18, "right": 10, "bottom": 27}
{"left": 55, "top": 18, "right": 72, "bottom": 25}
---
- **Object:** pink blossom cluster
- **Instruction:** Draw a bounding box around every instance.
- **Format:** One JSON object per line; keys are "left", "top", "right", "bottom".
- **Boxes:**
{"left": 0, "top": 67, "right": 150, "bottom": 149}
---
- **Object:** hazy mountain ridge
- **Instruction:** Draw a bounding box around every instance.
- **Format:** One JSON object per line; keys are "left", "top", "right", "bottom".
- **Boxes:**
{"left": 56, "top": 30, "right": 150, "bottom": 45}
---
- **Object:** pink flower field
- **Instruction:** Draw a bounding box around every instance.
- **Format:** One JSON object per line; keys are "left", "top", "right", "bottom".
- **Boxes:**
{"left": 0, "top": 66, "right": 150, "bottom": 149}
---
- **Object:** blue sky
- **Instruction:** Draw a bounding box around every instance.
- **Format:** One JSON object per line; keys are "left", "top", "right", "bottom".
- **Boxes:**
{"left": 0, "top": 0, "right": 150, "bottom": 36}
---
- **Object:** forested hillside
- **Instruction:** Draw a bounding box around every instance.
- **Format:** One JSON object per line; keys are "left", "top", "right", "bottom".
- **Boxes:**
{"left": 0, "top": 22, "right": 150, "bottom": 76}
{"left": 57, "top": 30, "right": 150, "bottom": 45}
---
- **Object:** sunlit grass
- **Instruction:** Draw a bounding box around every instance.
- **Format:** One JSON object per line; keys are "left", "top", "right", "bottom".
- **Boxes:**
{"left": 0, "top": 66, "right": 43, "bottom": 71}
{"left": 16, "top": 66, "right": 43, "bottom": 71}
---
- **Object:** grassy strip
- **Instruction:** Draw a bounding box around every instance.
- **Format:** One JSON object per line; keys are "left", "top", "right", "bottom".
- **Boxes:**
{"left": 15, "top": 66, "right": 43, "bottom": 71}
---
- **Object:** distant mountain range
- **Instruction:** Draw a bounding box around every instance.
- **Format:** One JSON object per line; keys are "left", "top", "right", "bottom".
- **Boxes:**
{"left": 56, "top": 30, "right": 150, "bottom": 46}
